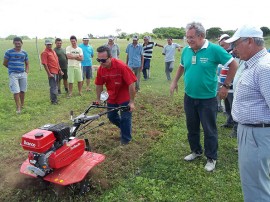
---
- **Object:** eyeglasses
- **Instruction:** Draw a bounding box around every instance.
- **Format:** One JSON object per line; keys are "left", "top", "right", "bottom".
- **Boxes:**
{"left": 186, "top": 35, "right": 200, "bottom": 41}
{"left": 231, "top": 38, "right": 248, "bottom": 49}
{"left": 96, "top": 58, "right": 109, "bottom": 63}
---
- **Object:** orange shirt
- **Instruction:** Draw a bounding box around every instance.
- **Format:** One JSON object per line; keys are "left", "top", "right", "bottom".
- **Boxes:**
{"left": 41, "top": 48, "right": 60, "bottom": 74}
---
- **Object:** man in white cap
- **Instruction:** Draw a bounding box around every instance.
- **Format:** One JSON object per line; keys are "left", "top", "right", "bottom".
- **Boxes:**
{"left": 126, "top": 35, "right": 144, "bottom": 92}
{"left": 79, "top": 36, "right": 94, "bottom": 91}
{"left": 142, "top": 36, "right": 163, "bottom": 80}
{"left": 226, "top": 25, "right": 270, "bottom": 201}
{"left": 105, "top": 36, "right": 120, "bottom": 59}
{"left": 41, "top": 39, "right": 63, "bottom": 104}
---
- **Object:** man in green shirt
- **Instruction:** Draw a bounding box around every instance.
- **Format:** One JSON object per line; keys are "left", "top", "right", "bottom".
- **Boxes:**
{"left": 170, "top": 22, "right": 238, "bottom": 172}
{"left": 54, "top": 38, "right": 68, "bottom": 93}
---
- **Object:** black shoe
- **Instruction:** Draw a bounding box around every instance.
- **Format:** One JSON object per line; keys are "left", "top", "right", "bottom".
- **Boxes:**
{"left": 221, "top": 123, "right": 233, "bottom": 128}
{"left": 65, "top": 88, "right": 69, "bottom": 93}
{"left": 58, "top": 89, "right": 61, "bottom": 94}
{"left": 51, "top": 101, "right": 58, "bottom": 105}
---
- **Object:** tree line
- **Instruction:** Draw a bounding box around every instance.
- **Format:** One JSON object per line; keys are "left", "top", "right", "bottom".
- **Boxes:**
{"left": 3, "top": 26, "right": 270, "bottom": 41}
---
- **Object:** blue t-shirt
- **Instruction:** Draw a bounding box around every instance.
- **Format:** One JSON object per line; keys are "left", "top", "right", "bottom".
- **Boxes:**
{"left": 79, "top": 44, "right": 94, "bottom": 66}
{"left": 4, "top": 49, "right": 28, "bottom": 75}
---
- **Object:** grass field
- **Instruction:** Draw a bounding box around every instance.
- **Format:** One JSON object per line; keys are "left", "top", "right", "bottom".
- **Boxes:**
{"left": 0, "top": 37, "right": 269, "bottom": 202}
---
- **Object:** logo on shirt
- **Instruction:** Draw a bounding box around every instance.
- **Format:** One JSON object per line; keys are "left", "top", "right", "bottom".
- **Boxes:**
{"left": 200, "top": 58, "right": 208, "bottom": 63}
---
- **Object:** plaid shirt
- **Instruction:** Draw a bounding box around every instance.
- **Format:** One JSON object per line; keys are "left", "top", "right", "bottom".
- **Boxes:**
{"left": 232, "top": 48, "right": 270, "bottom": 124}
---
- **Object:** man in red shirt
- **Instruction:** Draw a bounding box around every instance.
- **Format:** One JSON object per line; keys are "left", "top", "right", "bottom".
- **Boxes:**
{"left": 41, "top": 39, "right": 63, "bottom": 104}
{"left": 95, "top": 46, "right": 137, "bottom": 145}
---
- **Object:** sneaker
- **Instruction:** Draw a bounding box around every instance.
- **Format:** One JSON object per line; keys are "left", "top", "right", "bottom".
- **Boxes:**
{"left": 204, "top": 159, "right": 216, "bottom": 172}
{"left": 58, "top": 89, "right": 61, "bottom": 94}
{"left": 184, "top": 152, "right": 202, "bottom": 161}
{"left": 65, "top": 88, "right": 69, "bottom": 93}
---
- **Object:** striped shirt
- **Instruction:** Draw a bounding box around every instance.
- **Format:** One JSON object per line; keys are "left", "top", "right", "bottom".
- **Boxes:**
{"left": 143, "top": 42, "right": 157, "bottom": 59}
{"left": 232, "top": 48, "right": 270, "bottom": 124}
{"left": 4, "top": 48, "right": 28, "bottom": 75}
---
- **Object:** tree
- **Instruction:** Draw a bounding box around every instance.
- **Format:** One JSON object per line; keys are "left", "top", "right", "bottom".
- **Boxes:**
{"left": 206, "top": 27, "right": 223, "bottom": 39}
{"left": 152, "top": 27, "right": 185, "bottom": 39}
{"left": 260, "top": 27, "right": 270, "bottom": 36}
{"left": 5, "top": 34, "right": 17, "bottom": 40}
{"left": 116, "top": 29, "right": 122, "bottom": 38}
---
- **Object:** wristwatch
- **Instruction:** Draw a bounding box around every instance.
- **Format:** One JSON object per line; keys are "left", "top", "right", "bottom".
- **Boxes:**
{"left": 221, "top": 83, "right": 230, "bottom": 89}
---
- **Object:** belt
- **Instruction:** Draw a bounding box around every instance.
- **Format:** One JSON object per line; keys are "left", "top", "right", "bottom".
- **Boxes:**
{"left": 243, "top": 123, "right": 270, "bottom": 128}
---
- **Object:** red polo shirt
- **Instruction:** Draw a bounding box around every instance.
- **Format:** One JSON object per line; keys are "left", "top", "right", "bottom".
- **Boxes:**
{"left": 41, "top": 48, "right": 60, "bottom": 74}
{"left": 95, "top": 58, "right": 137, "bottom": 104}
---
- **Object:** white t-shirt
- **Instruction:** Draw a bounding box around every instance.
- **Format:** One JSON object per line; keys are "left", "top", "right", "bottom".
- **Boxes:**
{"left": 162, "top": 43, "right": 181, "bottom": 62}
{"left": 66, "top": 46, "right": 83, "bottom": 67}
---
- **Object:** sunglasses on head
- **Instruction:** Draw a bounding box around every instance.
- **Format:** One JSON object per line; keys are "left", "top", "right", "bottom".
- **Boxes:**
{"left": 96, "top": 58, "right": 108, "bottom": 63}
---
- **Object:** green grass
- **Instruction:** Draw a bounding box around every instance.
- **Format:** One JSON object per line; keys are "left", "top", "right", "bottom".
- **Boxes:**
{"left": 1, "top": 37, "right": 269, "bottom": 201}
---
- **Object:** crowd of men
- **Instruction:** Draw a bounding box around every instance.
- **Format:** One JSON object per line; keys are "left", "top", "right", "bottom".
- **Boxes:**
{"left": 3, "top": 22, "right": 270, "bottom": 201}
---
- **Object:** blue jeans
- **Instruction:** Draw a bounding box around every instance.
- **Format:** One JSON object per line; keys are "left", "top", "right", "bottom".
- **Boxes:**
{"left": 143, "top": 59, "right": 151, "bottom": 79}
{"left": 184, "top": 94, "right": 218, "bottom": 160}
{"left": 48, "top": 74, "right": 59, "bottom": 103}
{"left": 107, "top": 101, "right": 132, "bottom": 144}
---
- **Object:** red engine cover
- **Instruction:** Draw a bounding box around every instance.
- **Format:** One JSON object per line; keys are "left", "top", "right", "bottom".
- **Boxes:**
{"left": 21, "top": 129, "right": 56, "bottom": 153}
{"left": 48, "top": 138, "right": 85, "bottom": 169}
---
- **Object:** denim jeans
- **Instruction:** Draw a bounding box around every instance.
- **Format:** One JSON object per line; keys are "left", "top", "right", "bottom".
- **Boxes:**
{"left": 107, "top": 101, "right": 132, "bottom": 144}
{"left": 48, "top": 74, "right": 59, "bottom": 103}
{"left": 184, "top": 94, "right": 218, "bottom": 160}
{"left": 143, "top": 59, "right": 151, "bottom": 79}
{"left": 224, "top": 93, "right": 234, "bottom": 125}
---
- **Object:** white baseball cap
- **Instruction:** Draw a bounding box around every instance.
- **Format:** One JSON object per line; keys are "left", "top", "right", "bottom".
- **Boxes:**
{"left": 83, "top": 36, "right": 90, "bottom": 40}
{"left": 225, "top": 25, "right": 263, "bottom": 43}
{"left": 218, "top": 34, "right": 230, "bottom": 42}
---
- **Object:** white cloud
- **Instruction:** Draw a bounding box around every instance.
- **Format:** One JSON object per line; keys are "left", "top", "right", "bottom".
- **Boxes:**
{"left": 0, "top": 0, "right": 268, "bottom": 39}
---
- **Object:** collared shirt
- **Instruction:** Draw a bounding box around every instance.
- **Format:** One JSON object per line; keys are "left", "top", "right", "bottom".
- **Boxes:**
{"left": 162, "top": 43, "right": 181, "bottom": 62}
{"left": 95, "top": 58, "right": 137, "bottom": 104}
{"left": 232, "top": 48, "right": 270, "bottom": 124}
{"left": 125, "top": 43, "right": 143, "bottom": 68}
{"left": 105, "top": 43, "right": 120, "bottom": 59}
{"left": 41, "top": 48, "right": 60, "bottom": 74}
{"left": 181, "top": 40, "right": 233, "bottom": 99}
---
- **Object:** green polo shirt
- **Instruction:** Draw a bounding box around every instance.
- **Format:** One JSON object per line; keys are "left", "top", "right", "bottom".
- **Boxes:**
{"left": 181, "top": 40, "right": 233, "bottom": 99}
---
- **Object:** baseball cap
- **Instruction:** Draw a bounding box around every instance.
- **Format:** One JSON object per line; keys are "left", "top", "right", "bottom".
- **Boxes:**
{"left": 45, "top": 39, "right": 53, "bottom": 45}
{"left": 83, "top": 36, "right": 90, "bottom": 40}
{"left": 218, "top": 34, "right": 230, "bottom": 42}
{"left": 108, "top": 36, "right": 114, "bottom": 40}
{"left": 225, "top": 25, "right": 263, "bottom": 43}
{"left": 132, "top": 35, "right": 138, "bottom": 40}
{"left": 143, "top": 36, "right": 150, "bottom": 40}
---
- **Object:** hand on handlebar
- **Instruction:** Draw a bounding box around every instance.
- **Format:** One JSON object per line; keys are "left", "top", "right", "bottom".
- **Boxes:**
{"left": 92, "top": 101, "right": 100, "bottom": 106}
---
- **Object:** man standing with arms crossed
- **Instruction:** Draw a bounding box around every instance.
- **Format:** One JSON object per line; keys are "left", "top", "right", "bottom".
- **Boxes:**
{"left": 170, "top": 22, "right": 237, "bottom": 172}
{"left": 66, "top": 35, "right": 84, "bottom": 97}
{"left": 95, "top": 46, "right": 137, "bottom": 145}
{"left": 3, "top": 37, "right": 29, "bottom": 114}
{"left": 226, "top": 25, "right": 270, "bottom": 201}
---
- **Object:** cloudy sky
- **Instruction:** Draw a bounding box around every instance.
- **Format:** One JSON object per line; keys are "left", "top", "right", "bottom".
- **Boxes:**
{"left": 0, "top": 0, "right": 268, "bottom": 39}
